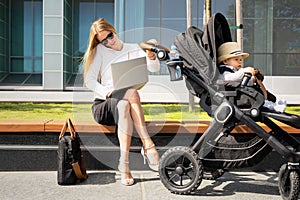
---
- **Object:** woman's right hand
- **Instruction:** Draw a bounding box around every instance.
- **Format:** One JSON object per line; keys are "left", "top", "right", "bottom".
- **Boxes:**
{"left": 146, "top": 50, "right": 156, "bottom": 60}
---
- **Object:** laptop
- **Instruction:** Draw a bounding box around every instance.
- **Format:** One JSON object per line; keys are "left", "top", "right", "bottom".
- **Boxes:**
{"left": 111, "top": 56, "right": 148, "bottom": 90}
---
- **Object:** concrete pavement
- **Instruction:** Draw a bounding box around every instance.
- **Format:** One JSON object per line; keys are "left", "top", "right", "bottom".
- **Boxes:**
{"left": 0, "top": 170, "right": 284, "bottom": 200}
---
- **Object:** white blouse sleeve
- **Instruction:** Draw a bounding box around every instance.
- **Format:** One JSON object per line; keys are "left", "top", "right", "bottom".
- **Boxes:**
{"left": 136, "top": 46, "right": 160, "bottom": 72}
{"left": 85, "top": 47, "right": 110, "bottom": 99}
{"left": 146, "top": 56, "right": 160, "bottom": 72}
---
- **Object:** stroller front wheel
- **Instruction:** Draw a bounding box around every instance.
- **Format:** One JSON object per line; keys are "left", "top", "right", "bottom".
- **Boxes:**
{"left": 159, "top": 146, "right": 203, "bottom": 194}
{"left": 278, "top": 163, "right": 300, "bottom": 200}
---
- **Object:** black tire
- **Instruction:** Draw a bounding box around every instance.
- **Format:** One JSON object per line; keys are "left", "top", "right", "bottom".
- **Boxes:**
{"left": 278, "top": 164, "right": 300, "bottom": 200}
{"left": 203, "top": 168, "right": 225, "bottom": 180}
{"left": 159, "top": 146, "right": 203, "bottom": 194}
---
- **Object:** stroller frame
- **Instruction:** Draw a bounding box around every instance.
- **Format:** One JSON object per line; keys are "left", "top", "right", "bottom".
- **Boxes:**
{"left": 142, "top": 13, "right": 300, "bottom": 200}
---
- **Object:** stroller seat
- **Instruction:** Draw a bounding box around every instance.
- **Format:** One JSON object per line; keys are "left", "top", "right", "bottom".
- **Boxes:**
{"left": 215, "top": 78, "right": 300, "bottom": 129}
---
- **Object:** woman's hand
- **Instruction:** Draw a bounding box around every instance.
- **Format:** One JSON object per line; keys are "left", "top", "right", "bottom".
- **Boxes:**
{"left": 145, "top": 38, "right": 158, "bottom": 60}
{"left": 146, "top": 50, "right": 156, "bottom": 60}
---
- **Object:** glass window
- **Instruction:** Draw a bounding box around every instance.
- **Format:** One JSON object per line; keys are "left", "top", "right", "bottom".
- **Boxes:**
{"left": 0, "top": 0, "right": 9, "bottom": 81}
{"left": 240, "top": 0, "right": 300, "bottom": 76}
{"left": 73, "top": 0, "right": 114, "bottom": 58}
{"left": 116, "top": 0, "right": 237, "bottom": 75}
{"left": 68, "top": 0, "right": 114, "bottom": 86}
{"left": 69, "top": 0, "right": 300, "bottom": 86}
{"left": 2, "top": 0, "right": 42, "bottom": 86}
{"left": 241, "top": 0, "right": 272, "bottom": 75}
{"left": 161, "top": 0, "right": 187, "bottom": 33}
{"left": 273, "top": 0, "right": 300, "bottom": 76}
{"left": 11, "top": 0, "right": 42, "bottom": 71}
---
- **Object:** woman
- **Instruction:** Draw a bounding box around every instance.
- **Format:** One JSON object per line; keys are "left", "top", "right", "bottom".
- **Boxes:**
{"left": 82, "top": 18, "right": 160, "bottom": 186}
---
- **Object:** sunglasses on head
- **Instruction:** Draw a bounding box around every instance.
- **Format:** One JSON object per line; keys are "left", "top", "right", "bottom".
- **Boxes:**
{"left": 99, "top": 32, "right": 114, "bottom": 46}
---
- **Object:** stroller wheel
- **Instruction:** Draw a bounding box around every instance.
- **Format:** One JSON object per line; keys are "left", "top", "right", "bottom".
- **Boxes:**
{"left": 159, "top": 146, "right": 203, "bottom": 194}
{"left": 278, "top": 164, "right": 300, "bottom": 200}
{"left": 203, "top": 168, "right": 226, "bottom": 180}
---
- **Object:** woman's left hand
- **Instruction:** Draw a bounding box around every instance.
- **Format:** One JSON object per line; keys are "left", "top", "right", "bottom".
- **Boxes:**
{"left": 146, "top": 50, "right": 156, "bottom": 60}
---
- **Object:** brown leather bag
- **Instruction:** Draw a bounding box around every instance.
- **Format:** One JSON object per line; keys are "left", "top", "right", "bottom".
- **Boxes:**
{"left": 57, "top": 118, "right": 88, "bottom": 185}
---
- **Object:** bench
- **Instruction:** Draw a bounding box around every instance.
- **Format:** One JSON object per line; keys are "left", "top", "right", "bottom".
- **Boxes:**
{"left": 0, "top": 119, "right": 299, "bottom": 171}
{"left": 0, "top": 119, "right": 299, "bottom": 134}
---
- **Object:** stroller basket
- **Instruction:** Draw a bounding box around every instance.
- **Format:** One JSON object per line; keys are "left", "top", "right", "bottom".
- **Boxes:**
{"left": 203, "top": 134, "right": 272, "bottom": 169}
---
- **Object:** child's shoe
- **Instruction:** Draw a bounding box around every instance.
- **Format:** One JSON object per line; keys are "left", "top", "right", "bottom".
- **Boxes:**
{"left": 263, "top": 100, "right": 274, "bottom": 111}
{"left": 274, "top": 100, "right": 287, "bottom": 113}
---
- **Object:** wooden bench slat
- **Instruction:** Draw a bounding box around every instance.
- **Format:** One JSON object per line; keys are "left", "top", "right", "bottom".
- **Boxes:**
{"left": 0, "top": 119, "right": 298, "bottom": 134}
{"left": 0, "top": 120, "right": 45, "bottom": 132}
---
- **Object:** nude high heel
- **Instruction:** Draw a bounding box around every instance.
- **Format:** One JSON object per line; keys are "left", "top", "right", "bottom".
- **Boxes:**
{"left": 118, "top": 161, "right": 134, "bottom": 186}
{"left": 141, "top": 144, "right": 159, "bottom": 172}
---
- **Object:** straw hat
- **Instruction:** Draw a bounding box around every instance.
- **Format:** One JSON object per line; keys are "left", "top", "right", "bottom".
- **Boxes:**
{"left": 217, "top": 42, "right": 249, "bottom": 64}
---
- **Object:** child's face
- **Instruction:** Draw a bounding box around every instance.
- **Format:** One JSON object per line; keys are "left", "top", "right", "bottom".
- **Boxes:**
{"left": 223, "top": 56, "right": 243, "bottom": 70}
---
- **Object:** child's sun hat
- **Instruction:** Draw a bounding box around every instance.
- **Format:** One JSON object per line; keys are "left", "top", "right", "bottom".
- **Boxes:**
{"left": 217, "top": 42, "right": 249, "bottom": 64}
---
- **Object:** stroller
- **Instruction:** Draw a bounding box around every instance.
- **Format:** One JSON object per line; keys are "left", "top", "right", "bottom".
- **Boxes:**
{"left": 141, "top": 13, "right": 300, "bottom": 200}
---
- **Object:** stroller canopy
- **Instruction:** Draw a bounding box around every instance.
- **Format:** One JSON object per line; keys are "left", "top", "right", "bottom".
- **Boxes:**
{"left": 174, "top": 13, "right": 232, "bottom": 84}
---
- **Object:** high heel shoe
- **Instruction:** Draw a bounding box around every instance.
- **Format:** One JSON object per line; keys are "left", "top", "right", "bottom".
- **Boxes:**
{"left": 118, "top": 161, "right": 134, "bottom": 186}
{"left": 141, "top": 144, "right": 159, "bottom": 172}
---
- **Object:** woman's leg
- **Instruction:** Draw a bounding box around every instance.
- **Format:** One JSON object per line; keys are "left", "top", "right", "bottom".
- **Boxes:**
{"left": 117, "top": 100, "right": 134, "bottom": 185}
{"left": 122, "top": 89, "right": 159, "bottom": 166}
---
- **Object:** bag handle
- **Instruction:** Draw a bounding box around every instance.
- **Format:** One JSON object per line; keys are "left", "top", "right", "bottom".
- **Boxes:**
{"left": 59, "top": 118, "right": 76, "bottom": 140}
{"left": 67, "top": 118, "right": 76, "bottom": 139}
{"left": 72, "top": 156, "right": 88, "bottom": 180}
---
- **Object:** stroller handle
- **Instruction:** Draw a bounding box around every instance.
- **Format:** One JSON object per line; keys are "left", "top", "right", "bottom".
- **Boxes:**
{"left": 140, "top": 42, "right": 170, "bottom": 52}
{"left": 140, "top": 42, "right": 171, "bottom": 61}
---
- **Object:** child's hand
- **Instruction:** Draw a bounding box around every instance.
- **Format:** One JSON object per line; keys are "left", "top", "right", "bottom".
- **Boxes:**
{"left": 255, "top": 69, "right": 264, "bottom": 81}
{"left": 243, "top": 67, "right": 256, "bottom": 76}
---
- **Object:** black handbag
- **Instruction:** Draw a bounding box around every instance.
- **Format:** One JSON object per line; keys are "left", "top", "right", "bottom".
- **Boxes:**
{"left": 57, "top": 118, "right": 88, "bottom": 185}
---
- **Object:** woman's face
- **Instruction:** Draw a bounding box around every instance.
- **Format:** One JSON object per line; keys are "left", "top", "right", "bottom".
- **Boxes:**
{"left": 96, "top": 30, "right": 123, "bottom": 50}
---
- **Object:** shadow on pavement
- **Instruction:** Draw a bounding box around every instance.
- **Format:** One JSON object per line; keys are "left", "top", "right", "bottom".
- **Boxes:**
{"left": 79, "top": 172, "right": 117, "bottom": 185}
{"left": 191, "top": 172, "right": 279, "bottom": 197}
{"left": 134, "top": 176, "right": 161, "bottom": 184}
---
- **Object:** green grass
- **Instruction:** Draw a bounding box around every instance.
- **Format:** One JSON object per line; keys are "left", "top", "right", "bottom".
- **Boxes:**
{"left": 0, "top": 102, "right": 77, "bottom": 120}
{"left": 142, "top": 103, "right": 211, "bottom": 121}
{"left": 0, "top": 102, "right": 209, "bottom": 121}
{"left": 0, "top": 102, "right": 299, "bottom": 121}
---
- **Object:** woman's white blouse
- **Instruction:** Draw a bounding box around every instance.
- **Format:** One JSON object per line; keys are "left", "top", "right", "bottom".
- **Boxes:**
{"left": 85, "top": 43, "right": 160, "bottom": 100}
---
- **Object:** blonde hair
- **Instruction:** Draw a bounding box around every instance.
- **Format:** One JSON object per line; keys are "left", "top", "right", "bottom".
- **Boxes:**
{"left": 82, "top": 18, "right": 116, "bottom": 83}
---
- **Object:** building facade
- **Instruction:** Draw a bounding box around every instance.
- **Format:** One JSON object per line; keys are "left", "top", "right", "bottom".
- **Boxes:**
{"left": 0, "top": 0, "right": 299, "bottom": 103}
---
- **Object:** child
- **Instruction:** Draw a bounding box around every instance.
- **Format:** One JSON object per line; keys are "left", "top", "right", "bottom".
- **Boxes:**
{"left": 217, "top": 42, "right": 286, "bottom": 113}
